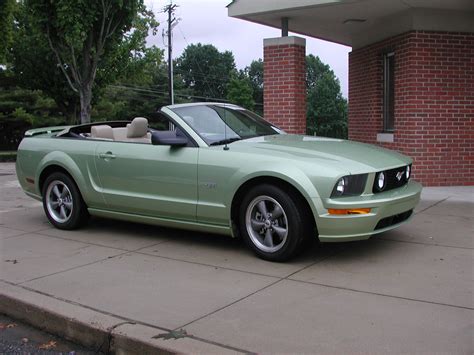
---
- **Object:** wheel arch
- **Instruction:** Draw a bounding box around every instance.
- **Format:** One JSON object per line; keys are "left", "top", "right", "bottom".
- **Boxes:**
{"left": 230, "top": 176, "right": 317, "bottom": 238}
{"left": 39, "top": 165, "right": 75, "bottom": 192}
{"left": 36, "top": 152, "right": 88, "bottom": 203}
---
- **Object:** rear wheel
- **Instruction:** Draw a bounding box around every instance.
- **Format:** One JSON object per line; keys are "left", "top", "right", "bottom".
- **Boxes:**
{"left": 42, "top": 172, "right": 88, "bottom": 230}
{"left": 239, "top": 184, "right": 311, "bottom": 261}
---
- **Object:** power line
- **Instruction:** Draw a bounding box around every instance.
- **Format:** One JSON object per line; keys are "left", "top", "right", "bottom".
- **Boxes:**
{"left": 107, "top": 84, "right": 233, "bottom": 103}
{"left": 106, "top": 84, "right": 263, "bottom": 106}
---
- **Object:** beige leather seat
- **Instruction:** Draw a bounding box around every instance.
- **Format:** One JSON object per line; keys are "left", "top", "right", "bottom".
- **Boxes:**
{"left": 91, "top": 125, "right": 114, "bottom": 140}
{"left": 113, "top": 127, "right": 128, "bottom": 141}
{"left": 125, "top": 117, "right": 151, "bottom": 143}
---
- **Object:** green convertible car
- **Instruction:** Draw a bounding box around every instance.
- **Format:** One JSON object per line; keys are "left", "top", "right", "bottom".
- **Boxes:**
{"left": 16, "top": 103, "right": 422, "bottom": 261}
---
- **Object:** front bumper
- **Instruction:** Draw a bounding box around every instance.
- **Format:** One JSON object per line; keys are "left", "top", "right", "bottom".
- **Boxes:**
{"left": 314, "top": 180, "right": 422, "bottom": 242}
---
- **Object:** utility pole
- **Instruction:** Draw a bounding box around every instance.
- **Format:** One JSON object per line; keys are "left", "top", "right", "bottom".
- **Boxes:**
{"left": 164, "top": 3, "right": 178, "bottom": 105}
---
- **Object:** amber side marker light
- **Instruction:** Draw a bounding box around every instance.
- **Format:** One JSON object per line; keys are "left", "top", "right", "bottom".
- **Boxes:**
{"left": 328, "top": 208, "right": 371, "bottom": 215}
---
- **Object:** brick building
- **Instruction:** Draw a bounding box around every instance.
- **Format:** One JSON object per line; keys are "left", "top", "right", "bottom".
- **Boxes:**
{"left": 228, "top": 0, "right": 473, "bottom": 186}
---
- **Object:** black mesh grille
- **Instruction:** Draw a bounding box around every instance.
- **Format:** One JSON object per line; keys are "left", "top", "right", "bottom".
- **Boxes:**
{"left": 374, "top": 210, "right": 413, "bottom": 230}
{"left": 373, "top": 165, "right": 410, "bottom": 193}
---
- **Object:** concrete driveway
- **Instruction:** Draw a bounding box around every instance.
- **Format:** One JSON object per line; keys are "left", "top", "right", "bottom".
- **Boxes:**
{"left": 1, "top": 163, "right": 473, "bottom": 354}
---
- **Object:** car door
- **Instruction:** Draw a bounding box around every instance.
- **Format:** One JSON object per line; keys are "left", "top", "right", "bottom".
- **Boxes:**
{"left": 94, "top": 140, "right": 198, "bottom": 222}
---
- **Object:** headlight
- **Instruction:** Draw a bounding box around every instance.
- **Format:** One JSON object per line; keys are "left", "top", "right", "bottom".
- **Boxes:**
{"left": 406, "top": 165, "right": 411, "bottom": 180}
{"left": 331, "top": 174, "right": 368, "bottom": 198}
{"left": 335, "top": 177, "right": 346, "bottom": 195}
{"left": 376, "top": 171, "right": 386, "bottom": 191}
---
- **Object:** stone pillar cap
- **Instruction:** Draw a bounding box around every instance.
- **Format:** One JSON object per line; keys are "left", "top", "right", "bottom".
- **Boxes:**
{"left": 264, "top": 36, "right": 306, "bottom": 47}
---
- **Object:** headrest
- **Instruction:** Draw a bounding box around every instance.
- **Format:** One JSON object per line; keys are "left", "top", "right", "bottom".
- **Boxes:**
{"left": 127, "top": 117, "right": 148, "bottom": 138}
{"left": 91, "top": 125, "right": 114, "bottom": 140}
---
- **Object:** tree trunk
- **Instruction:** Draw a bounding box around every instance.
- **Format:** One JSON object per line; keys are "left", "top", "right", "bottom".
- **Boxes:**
{"left": 79, "top": 87, "right": 92, "bottom": 124}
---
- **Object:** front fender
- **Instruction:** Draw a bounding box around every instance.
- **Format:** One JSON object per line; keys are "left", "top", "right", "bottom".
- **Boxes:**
{"left": 225, "top": 162, "right": 322, "bottom": 218}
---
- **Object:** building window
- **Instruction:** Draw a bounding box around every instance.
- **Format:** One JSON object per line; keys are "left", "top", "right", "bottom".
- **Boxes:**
{"left": 383, "top": 52, "right": 395, "bottom": 132}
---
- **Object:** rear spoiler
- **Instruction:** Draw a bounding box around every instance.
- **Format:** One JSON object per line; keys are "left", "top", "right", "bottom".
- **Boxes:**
{"left": 24, "top": 126, "right": 72, "bottom": 137}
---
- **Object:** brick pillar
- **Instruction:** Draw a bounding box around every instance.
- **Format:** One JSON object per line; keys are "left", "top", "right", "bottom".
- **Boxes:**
{"left": 263, "top": 36, "right": 306, "bottom": 134}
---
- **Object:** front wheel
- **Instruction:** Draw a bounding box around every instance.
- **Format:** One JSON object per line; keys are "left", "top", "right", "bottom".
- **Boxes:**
{"left": 42, "top": 172, "right": 89, "bottom": 230}
{"left": 239, "top": 184, "right": 311, "bottom": 261}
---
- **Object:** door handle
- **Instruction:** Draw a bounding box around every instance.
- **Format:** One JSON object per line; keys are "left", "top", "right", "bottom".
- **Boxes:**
{"left": 99, "top": 152, "right": 116, "bottom": 159}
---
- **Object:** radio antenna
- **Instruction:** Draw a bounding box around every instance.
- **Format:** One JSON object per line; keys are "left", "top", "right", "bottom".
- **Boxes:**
{"left": 223, "top": 103, "right": 229, "bottom": 150}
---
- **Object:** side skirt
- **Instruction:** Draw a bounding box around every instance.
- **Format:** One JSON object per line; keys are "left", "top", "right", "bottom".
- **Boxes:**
{"left": 87, "top": 208, "right": 232, "bottom": 236}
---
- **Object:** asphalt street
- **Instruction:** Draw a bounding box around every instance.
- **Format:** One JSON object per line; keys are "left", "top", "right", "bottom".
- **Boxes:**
{"left": 0, "top": 314, "right": 95, "bottom": 354}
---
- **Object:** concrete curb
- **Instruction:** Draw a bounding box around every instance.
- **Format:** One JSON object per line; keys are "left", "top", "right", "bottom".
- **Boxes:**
{"left": 0, "top": 292, "right": 112, "bottom": 353}
{"left": 0, "top": 281, "right": 241, "bottom": 354}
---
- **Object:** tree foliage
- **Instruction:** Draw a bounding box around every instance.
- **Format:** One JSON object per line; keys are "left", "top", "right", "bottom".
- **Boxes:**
{"left": 243, "top": 59, "right": 263, "bottom": 115}
{"left": 0, "top": 70, "right": 68, "bottom": 150}
{"left": 306, "top": 54, "right": 347, "bottom": 138}
{"left": 26, "top": 0, "right": 157, "bottom": 123}
{"left": 2, "top": 0, "right": 164, "bottom": 145}
{"left": 175, "top": 43, "right": 235, "bottom": 100}
{"left": 10, "top": 3, "right": 79, "bottom": 122}
{"left": 0, "top": 0, "right": 16, "bottom": 64}
{"left": 226, "top": 73, "right": 254, "bottom": 110}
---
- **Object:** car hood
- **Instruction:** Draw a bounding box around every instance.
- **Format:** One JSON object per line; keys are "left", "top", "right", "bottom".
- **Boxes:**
{"left": 230, "top": 134, "right": 411, "bottom": 174}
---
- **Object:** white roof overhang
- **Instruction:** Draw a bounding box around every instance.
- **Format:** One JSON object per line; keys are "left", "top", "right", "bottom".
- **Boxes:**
{"left": 228, "top": 0, "right": 474, "bottom": 48}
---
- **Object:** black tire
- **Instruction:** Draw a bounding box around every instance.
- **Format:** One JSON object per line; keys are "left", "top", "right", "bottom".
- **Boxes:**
{"left": 239, "top": 184, "right": 312, "bottom": 261}
{"left": 42, "top": 172, "right": 89, "bottom": 230}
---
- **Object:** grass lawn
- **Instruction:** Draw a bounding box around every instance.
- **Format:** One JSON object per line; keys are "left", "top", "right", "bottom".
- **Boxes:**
{"left": 0, "top": 151, "right": 17, "bottom": 162}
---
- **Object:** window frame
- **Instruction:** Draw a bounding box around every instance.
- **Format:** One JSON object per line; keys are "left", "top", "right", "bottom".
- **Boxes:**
{"left": 383, "top": 51, "right": 395, "bottom": 132}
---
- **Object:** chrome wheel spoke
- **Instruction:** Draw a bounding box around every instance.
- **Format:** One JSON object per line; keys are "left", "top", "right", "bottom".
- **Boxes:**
{"left": 53, "top": 185, "right": 61, "bottom": 198}
{"left": 263, "top": 229, "right": 274, "bottom": 247}
{"left": 63, "top": 201, "right": 73, "bottom": 210}
{"left": 257, "top": 201, "right": 268, "bottom": 217}
{"left": 60, "top": 205, "right": 68, "bottom": 219}
{"left": 50, "top": 200, "right": 59, "bottom": 209}
{"left": 272, "top": 225, "right": 287, "bottom": 239}
{"left": 251, "top": 219, "right": 265, "bottom": 231}
{"left": 271, "top": 204, "right": 283, "bottom": 219}
{"left": 60, "top": 186, "right": 69, "bottom": 198}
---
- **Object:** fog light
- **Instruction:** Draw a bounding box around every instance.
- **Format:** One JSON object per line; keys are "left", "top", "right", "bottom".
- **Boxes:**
{"left": 406, "top": 165, "right": 411, "bottom": 180}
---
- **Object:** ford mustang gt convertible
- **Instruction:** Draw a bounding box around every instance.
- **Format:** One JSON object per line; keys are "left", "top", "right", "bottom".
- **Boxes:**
{"left": 16, "top": 103, "right": 422, "bottom": 261}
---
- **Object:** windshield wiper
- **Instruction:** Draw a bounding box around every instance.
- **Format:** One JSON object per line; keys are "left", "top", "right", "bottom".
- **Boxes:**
{"left": 209, "top": 137, "right": 242, "bottom": 146}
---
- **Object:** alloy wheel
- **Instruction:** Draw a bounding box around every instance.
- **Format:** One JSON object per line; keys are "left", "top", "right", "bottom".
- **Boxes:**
{"left": 46, "top": 180, "right": 74, "bottom": 224}
{"left": 245, "top": 195, "right": 288, "bottom": 253}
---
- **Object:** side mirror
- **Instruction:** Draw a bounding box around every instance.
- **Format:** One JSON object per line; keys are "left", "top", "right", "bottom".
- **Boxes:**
{"left": 151, "top": 131, "right": 188, "bottom": 147}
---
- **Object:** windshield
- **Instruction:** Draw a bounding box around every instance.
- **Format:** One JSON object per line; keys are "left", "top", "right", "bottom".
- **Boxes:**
{"left": 170, "top": 104, "right": 282, "bottom": 145}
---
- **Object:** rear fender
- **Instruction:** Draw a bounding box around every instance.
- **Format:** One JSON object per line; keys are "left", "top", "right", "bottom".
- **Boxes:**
{"left": 35, "top": 151, "right": 90, "bottom": 203}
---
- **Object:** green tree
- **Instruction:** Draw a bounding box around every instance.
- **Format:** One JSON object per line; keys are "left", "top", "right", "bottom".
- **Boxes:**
{"left": 0, "top": 0, "right": 16, "bottom": 63}
{"left": 244, "top": 59, "right": 263, "bottom": 113}
{"left": 175, "top": 43, "right": 236, "bottom": 100}
{"left": 10, "top": 3, "right": 79, "bottom": 122}
{"left": 92, "top": 46, "right": 168, "bottom": 122}
{"left": 26, "top": 0, "right": 157, "bottom": 123}
{"left": 306, "top": 54, "right": 347, "bottom": 138}
{"left": 0, "top": 70, "right": 69, "bottom": 150}
{"left": 226, "top": 73, "right": 255, "bottom": 110}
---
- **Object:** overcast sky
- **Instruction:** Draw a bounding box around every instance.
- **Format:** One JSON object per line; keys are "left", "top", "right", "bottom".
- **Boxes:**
{"left": 145, "top": 0, "right": 351, "bottom": 97}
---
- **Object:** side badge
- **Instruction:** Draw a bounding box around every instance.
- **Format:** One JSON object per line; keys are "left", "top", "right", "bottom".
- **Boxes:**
{"left": 203, "top": 182, "right": 217, "bottom": 189}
